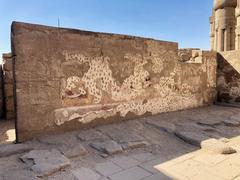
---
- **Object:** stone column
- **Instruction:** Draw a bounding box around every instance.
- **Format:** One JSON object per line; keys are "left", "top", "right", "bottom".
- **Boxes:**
{"left": 210, "top": 12, "right": 215, "bottom": 50}
{"left": 213, "top": 0, "right": 237, "bottom": 51}
{"left": 235, "top": 0, "right": 240, "bottom": 49}
{"left": 2, "top": 53, "right": 15, "bottom": 120}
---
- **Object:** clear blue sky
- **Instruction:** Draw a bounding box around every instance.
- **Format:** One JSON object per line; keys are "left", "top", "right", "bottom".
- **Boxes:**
{"left": 0, "top": 0, "right": 212, "bottom": 57}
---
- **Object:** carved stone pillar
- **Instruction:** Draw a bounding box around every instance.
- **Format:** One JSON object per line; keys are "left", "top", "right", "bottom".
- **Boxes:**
{"left": 210, "top": 12, "right": 215, "bottom": 50}
{"left": 213, "top": 0, "right": 237, "bottom": 51}
{"left": 235, "top": 0, "right": 240, "bottom": 49}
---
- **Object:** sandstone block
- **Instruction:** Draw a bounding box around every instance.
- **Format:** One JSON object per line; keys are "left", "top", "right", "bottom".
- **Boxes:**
{"left": 5, "top": 97, "right": 14, "bottom": 112}
{"left": 110, "top": 156, "right": 140, "bottom": 169}
{"left": 0, "top": 144, "right": 32, "bottom": 157}
{"left": 20, "top": 149, "right": 70, "bottom": 177}
{"left": 3, "top": 59, "right": 13, "bottom": 71}
{"left": 175, "top": 131, "right": 209, "bottom": 147}
{"left": 3, "top": 71, "right": 13, "bottom": 84}
{"left": 4, "top": 83, "right": 13, "bottom": 97}
{"left": 122, "top": 141, "right": 149, "bottom": 150}
{"left": 201, "top": 139, "right": 237, "bottom": 154}
{"left": 95, "top": 161, "right": 122, "bottom": 176}
{"left": 78, "top": 129, "right": 108, "bottom": 142}
{"left": 61, "top": 144, "right": 88, "bottom": 158}
{"left": 109, "top": 166, "right": 151, "bottom": 180}
{"left": 90, "top": 140, "right": 123, "bottom": 155}
{"left": 5, "top": 111, "right": 15, "bottom": 120}
{"left": 71, "top": 167, "right": 101, "bottom": 180}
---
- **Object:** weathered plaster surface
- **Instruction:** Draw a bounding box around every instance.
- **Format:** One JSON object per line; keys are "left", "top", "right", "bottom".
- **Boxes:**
{"left": 11, "top": 22, "right": 217, "bottom": 141}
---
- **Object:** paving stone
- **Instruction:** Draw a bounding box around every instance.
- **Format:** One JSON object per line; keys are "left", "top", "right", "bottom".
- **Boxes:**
{"left": 38, "top": 134, "right": 77, "bottom": 146}
{"left": 210, "top": 160, "right": 240, "bottom": 180}
{"left": 95, "top": 161, "right": 122, "bottom": 176}
{"left": 100, "top": 126, "right": 145, "bottom": 144}
{"left": 141, "top": 173, "right": 172, "bottom": 180}
{"left": 78, "top": 130, "right": 108, "bottom": 141}
{"left": 146, "top": 120, "right": 176, "bottom": 134}
{"left": 61, "top": 144, "right": 88, "bottom": 158}
{"left": 223, "top": 119, "right": 240, "bottom": 127}
{"left": 191, "top": 173, "right": 224, "bottom": 180}
{"left": 2, "top": 170, "right": 39, "bottom": 180}
{"left": 174, "top": 130, "right": 210, "bottom": 147}
{"left": 110, "top": 156, "right": 140, "bottom": 169}
{"left": 230, "top": 113, "right": 240, "bottom": 121}
{"left": 99, "top": 178, "right": 110, "bottom": 180}
{"left": 201, "top": 139, "right": 237, "bottom": 154}
{"left": 197, "top": 119, "right": 222, "bottom": 126}
{"left": 90, "top": 140, "right": 123, "bottom": 155}
{"left": 0, "top": 144, "right": 32, "bottom": 157}
{"left": 109, "top": 166, "right": 151, "bottom": 180}
{"left": 131, "top": 153, "right": 156, "bottom": 162}
{"left": 159, "top": 159, "right": 210, "bottom": 179}
{"left": 20, "top": 149, "right": 70, "bottom": 177}
{"left": 121, "top": 141, "right": 149, "bottom": 150}
{"left": 193, "top": 153, "right": 228, "bottom": 166}
{"left": 140, "top": 157, "right": 167, "bottom": 174}
{"left": 71, "top": 167, "right": 101, "bottom": 180}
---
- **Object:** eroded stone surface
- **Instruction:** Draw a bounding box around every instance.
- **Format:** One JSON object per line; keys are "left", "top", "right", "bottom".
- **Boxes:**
{"left": 174, "top": 131, "right": 210, "bottom": 147}
{"left": 78, "top": 130, "right": 108, "bottom": 142}
{"left": 223, "top": 119, "right": 240, "bottom": 127}
{"left": 146, "top": 120, "right": 176, "bottom": 134}
{"left": 0, "top": 144, "right": 32, "bottom": 157}
{"left": 20, "top": 149, "right": 70, "bottom": 177}
{"left": 2, "top": 170, "right": 38, "bottom": 180}
{"left": 95, "top": 161, "right": 122, "bottom": 176}
{"left": 201, "top": 139, "right": 237, "bottom": 154}
{"left": 71, "top": 167, "right": 101, "bottom": 180}
{"left": 61, "top": 144, "right": 88, "bottom": 158}
{"left": 121, "top": 141, "right": 149, "bottom": 150}
{"left": 90, "top": 140, "right": 123, "bottom": 155}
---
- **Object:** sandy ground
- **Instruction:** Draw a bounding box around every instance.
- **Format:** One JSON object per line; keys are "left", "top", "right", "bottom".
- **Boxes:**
{"left": 0, "top": 120, "right": 15, "bottom": 144}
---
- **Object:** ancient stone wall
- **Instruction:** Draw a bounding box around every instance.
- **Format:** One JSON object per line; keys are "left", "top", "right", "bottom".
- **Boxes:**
{"left": 0, "top": 65, "right": 4, "bottom": 118}
{"left": 2, "top": 53, "right": 15, "bottom": 120}
{"left": 217, "top": 50, "right": 240, "bottom": 102}
{"left": 11, "top": 22, "right": 217, "bottom": 142}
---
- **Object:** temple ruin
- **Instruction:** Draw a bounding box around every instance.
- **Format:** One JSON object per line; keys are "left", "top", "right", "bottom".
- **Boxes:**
{"left": 0, "top": 0, "right": 240, "bottom": 143}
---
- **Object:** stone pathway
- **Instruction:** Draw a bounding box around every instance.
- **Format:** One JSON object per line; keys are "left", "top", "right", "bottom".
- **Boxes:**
{"left": 1, "top": 105, "right": 240, "bottom": 179}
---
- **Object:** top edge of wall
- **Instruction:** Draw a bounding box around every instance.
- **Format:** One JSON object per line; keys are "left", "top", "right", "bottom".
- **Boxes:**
{"left": 11, "top": 21, "right": 178, "bottom": 46}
